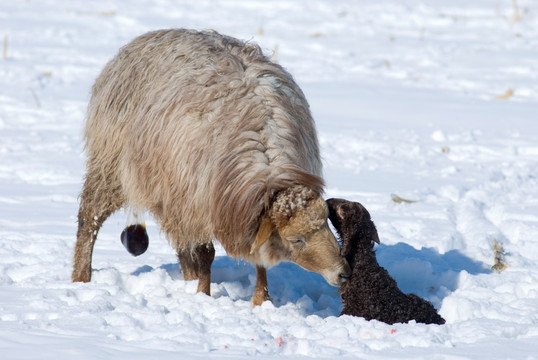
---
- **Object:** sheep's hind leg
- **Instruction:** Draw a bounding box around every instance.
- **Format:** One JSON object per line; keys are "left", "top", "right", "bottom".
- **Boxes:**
{"left": 177, "top": 243, "right": 215, "bottom": 296}
{"left": 252, "top": 265, "right": 272, "bottom": 306}
{"left": 72, "top": 171, "right": 124, "bottom": 282}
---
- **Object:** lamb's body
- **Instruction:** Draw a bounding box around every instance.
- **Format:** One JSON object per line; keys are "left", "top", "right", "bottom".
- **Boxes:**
{"left": 327, "top": 198, "right": 445, "bottom": 325}
{"left": 73, "top": 29, "right": 350, "bottom": 304}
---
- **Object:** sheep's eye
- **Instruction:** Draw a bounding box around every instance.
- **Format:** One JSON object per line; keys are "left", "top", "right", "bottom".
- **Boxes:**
{"left": 290, "top": 237, "right": 306, "bottom": 245}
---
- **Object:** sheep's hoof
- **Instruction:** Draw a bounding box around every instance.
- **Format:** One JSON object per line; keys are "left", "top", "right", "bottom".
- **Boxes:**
{"left": 71, "top": 270, "right": 91, "bottom": 283}
{"left": 252, "top": 288, "right": 272, "bottom": 307}
{"left": 196, "top": 274, "right": 211, "bottom": 296}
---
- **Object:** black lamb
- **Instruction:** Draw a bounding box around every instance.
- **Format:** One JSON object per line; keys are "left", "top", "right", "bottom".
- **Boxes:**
{"left": 327, "top": 198, "right": 445, "bottom": 325}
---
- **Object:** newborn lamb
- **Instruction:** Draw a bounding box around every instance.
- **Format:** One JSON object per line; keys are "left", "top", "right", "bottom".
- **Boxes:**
{"left": 327, "top": 198, "right": 445, "bottom": 325}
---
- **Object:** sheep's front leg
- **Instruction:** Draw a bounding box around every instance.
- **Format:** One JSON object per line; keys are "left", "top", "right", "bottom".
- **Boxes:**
{"left": 195, "top": 243, "right": 215, "bottom": 295}
{"left": 252, "top": 265, "right": 272, "bottom": 306}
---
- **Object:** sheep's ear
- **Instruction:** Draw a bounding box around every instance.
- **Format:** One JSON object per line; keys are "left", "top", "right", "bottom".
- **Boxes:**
{"left": 250, "top": 216, "right": 274, "bottom": 254}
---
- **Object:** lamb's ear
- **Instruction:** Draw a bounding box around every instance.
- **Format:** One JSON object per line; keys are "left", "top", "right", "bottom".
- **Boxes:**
{"left": 336, "top": 205, "right": 348, "bottom": 223}
{"left": 371, "top": 225, "right": 380, "bottom": 244}
{"left": 326, "top": 198, "right": 346, "bottom": 232}
{"left": 326, "top": 199, "right": 350, "bottom": 257}
{"left": 250, "top": 216, "right": 274, "bottom": 254}
{"left": 337, "top": 204, "right": 354, "bottom": 257}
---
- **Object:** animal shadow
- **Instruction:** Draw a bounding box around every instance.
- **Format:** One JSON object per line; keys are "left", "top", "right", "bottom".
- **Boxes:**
{"left": 131, "top": 244, "right": 488, "bottom": 317}
{"left": 131, "top": 256, "right": 341, "bottom": 316}
{"left": 375, "top": 242, "right": 490, "bottom": 307}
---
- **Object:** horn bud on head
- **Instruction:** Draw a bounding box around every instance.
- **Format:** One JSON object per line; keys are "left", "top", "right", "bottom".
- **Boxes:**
{"left": 251, "top": 185, "right": 317, "bottom": 254}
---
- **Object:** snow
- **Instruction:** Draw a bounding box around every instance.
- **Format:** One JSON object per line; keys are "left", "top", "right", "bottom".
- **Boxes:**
{"left": 1, "top": 0, "right": 538, "bottom": 359}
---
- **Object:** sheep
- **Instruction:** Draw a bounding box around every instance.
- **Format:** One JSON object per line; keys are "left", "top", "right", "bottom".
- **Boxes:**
{"left": 71, "top": 29, "right": 351, "bottom": 306}
{"left": 327, "top": 198, "right": 445, "bottom": 325}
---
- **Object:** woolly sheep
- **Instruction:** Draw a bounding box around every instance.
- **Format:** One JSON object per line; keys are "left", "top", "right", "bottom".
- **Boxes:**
{"left": 72, "top": 29, "right": 351, "bottom": 305}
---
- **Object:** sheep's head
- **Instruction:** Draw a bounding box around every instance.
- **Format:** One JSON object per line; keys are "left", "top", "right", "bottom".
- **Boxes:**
{"left": 326, "top": 198, "right": 380, "bottom": 265}
{"left": 251, "top": 186, "right": 351, "bottom": 286}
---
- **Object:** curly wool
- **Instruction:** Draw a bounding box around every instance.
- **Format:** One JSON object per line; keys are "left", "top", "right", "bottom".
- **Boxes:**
{"left": 271, "top": 186, "right": 316, "bottom": 225}
{"left": 327, "top": 198, "right": 446, "bottom": 325}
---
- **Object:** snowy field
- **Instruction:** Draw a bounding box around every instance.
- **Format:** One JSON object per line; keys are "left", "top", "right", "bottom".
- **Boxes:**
{"left": 1, "top": 0, "right": 538, "bottom": 359}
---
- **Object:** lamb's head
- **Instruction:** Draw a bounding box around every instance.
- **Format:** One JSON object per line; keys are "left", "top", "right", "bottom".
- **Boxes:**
{"left": 251, "top": 186, "right": 351, "bottom": 286}
{"left": 326, "top": 198, "right": 380, "bottom": 266}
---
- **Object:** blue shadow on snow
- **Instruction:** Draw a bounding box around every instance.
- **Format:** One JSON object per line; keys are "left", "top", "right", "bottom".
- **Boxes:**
{"left": 130, "top": 242, "right": 489, "bottom": 317}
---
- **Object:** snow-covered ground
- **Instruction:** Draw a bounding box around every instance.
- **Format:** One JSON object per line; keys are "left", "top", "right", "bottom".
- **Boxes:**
{"left": 1, "top": 1, "right": 538, "bottom": 359}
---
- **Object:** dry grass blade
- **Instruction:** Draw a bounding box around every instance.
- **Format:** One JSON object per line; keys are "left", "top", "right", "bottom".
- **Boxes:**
{"left": 495, "top": 89, "right": 514, "bottom": 100}
{"left": 30, "top": 89, "right": 41, "bottom": 108}
{"left": 3, "top": 35, "right": 7, "bottom": 60}
{"left": 511, "top": 0, "right": 522, "bottom": 23}
{"left": 491, "top": 239, "right": 508, "bottom": 273}
{"left": 271, "top": 44, "right": 279, "bottom": 63}
{"left": 391, "top": 194, "right": 417, "bottom": 204}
